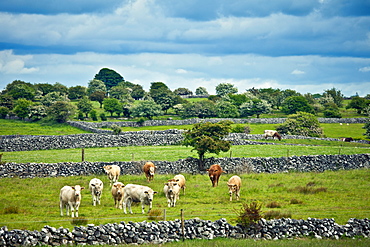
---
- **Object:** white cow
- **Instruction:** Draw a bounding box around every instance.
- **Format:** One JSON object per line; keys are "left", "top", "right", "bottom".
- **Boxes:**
{"left": 103, "top": 165, "right": 121, "bottom": 186}
{"left": 163, "top": 181, "right": 181, "bottom": 207}
{"left": 123, "top": 184, "right": 157, "bottom": 214}
{"left": 111, "top": 182, "right": 125, "bottom": 209}
{"left": 60, "top": 185, "right": 85, "bottom": 217}
{"left": 227, "top": 176, "right": 241, "bottom": 201}
{"left": 89, "top": 178, "right": 103, "bottom": 206}
{"left": 264, "top": 130, "right": 282, "bottom": 141}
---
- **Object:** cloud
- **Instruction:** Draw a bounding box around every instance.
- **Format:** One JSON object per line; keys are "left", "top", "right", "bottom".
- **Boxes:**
{"left": 291, "top": 69, "right": 305, "bottom": 75}
{"left": 359, "top": 66, "right": 370, "bottom": 72}
{"left": 0, "top": 50, "right": 39, "bottom": 74}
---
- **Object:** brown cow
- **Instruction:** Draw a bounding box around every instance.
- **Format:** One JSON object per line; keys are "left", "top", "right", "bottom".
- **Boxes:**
{"left": 206, "top": 164, "right": 226, "bottom": 187}
{"left": 111, "top": 182, "right": 125, "bottom": 209}
{"left": 227, "top": 175, "right": 241, "bottom": 201}
{"left": 143, "top": 162, "right": 157, "bottom": 182}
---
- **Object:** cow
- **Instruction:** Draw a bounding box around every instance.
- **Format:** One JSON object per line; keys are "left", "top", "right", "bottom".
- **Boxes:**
{"left": 88, "top": 178, "right": 103, "bottom": 206}
{"left": 123, "top": 184, "right": 157, "bottom": 214}
{"left": 103, "top": 165, "right": 121, "bottom": 186}
{"left": 227, "top": 175, "right": 241, "bottom": 201}
{"left": 341, "top": 137, "right": 354, "bottom": 142}
{"left": 264, "top": 130, "right": 282, "bottom": 141}
{"left": 143, "top": 162, "right": 157, "bottom": 182}
{"left": 59, "top": 185, "right": 85, "bottom": 217}
{"left": 111, "top": 182, "right": 125, "bottom": 209}
{"left": 163, "top": 181, "right": 181, "bottom": 207}
{"left": 206, "top": 164, "right": 226, "bottom": 187}
{"left": 172, "top": 174, "right": 186, "bottom": 195}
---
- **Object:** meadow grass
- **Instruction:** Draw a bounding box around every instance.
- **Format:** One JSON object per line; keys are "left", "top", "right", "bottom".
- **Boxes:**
{"left": 0, "top": 169, "right": 369, "bottom": 232}
{"left": 1, "top": 144, "right": 369, "bottom": 163}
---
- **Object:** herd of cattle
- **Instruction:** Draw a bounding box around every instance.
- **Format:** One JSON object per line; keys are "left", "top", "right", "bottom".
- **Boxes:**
{"left": 59, "top": 163, "right": 241, "bottom": 218}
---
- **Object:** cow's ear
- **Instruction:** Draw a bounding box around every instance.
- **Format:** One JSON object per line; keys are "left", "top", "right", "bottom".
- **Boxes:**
{"left": 173, "top": 183, "right": 177, "bottom": 186}
{"left": 153, "top": 191, "right": 158, "bottom": 194}
{"left": 206, "top": 169, "right": 209, "bottom": 171}
{"left": 164, "top": 183, "right": 168, "bottom": 186}
{"left": 81, "top": 187, "right": 85, "bottom": 190}
{"left": 91, "top": 184, "right": 96, "bottom": 187}
{"left": 71, "top": 186, "right": 75, "bottom": 190}
{"left": 113, "top": 184, "right": 117, "bottom": 187}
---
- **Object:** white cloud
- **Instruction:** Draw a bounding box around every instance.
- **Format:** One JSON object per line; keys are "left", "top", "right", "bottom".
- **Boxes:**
{"left": 291, "top": 69, "right": 306, "bottom": 75}
{"left": 359, "top": 66, "right": 370, "bottom": 72}
{"left": 0, "top": 50, "right": 39, "bottom": 74}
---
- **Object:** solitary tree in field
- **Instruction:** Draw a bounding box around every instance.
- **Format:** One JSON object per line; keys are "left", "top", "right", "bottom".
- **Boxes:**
{"left": 276, "top": 111, "right": 323, "bottom": 137}
{"left": 182, "top": 120, "right": 233, "bottom": 170}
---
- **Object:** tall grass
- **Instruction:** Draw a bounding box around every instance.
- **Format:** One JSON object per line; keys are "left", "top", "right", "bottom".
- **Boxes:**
{"left": 0, "top": 169, "right": 369, "bottom": 231}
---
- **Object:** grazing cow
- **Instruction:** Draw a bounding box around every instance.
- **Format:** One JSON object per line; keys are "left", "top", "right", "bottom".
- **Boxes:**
{"left": 111, "top": 182, "right": 125, "bottom": 209}
{"left": 143, "top": 162, "right": 157, "bottom": 182}
{"left": 123, "top": 184, "right": 158, "bottom": 214}
{"left": 163, "top": 181, "right": 181, "bottom": 207}
{"left": 172, "top": 174, "right": 186, "bottom": 195}
{"left": 206, "top": 164, "right": 226, "bottom": 187}
{"left": 59, "top": 185, "right": 85, "bottom": 217}
{"left": 227, "top": 176, "right": 241, "bottom": 201}
{"left": 103, "top": 165, "right": 121, "bottom": 186}
{"left": 88, "top": 178, "right": 103, "bottom": 206}
{"left": 264, "top": 130, "right": 282, "bottom": 141}
{"left": 341, "top": 137, "right": 354, "bottom": 142}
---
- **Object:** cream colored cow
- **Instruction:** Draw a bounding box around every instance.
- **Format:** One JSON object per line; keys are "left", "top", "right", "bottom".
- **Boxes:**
{"left": 227, "top": 176, "right": 241, "bottom": 201}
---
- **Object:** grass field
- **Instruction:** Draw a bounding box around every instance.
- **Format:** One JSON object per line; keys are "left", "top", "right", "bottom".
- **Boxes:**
{"left": 0, "top": 169, "right": 369, "bottom": 232}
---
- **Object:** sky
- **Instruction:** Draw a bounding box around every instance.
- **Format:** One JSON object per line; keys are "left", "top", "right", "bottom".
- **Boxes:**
{"left": 0, "top": 0, "right": 370, "bottom": 97}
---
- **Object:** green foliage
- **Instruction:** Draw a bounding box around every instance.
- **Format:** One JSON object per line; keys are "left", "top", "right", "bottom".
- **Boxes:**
{"left": 364, "top": 120, "right": 370, "bottom": 139}
{"left": 71, "top": 217, "right": 88, "bottom": 226}
{"left": 346, "top": 96, "right": 369, "bottom": 114}
{"left": 77, "top": 111, "right": 84, "bottom": 120}
{"left": 174, "top": 87, "right": 193, "bottom": 96}
{"left": 149, "top": 82, "right": 177, "bottom": 112}
{"left": 323, "top": 108, "right": 342, "bottom": 118}
{"left": 0, "top": 106, "right": 9, "bottom": 119}
{"left": 131, "top": 84, "right": 145, "bottom": 100}
{"left": 77, "top": 97, "right": 93, "bottom": 117}
{"left": 99, "top": 112, "right": 107, "bottom": 121}
{"left": 281, "top": 96, "right": 314, "bottom": 115}
{"left": 181, "top": 100, "right": 216, "bottom": 118}
{"left": 264, "top": 210, "right": 292, "bottom": 220}
{"left": 215, "top": 100, "right": 239, "bottom": 118}
{"left": 13, "top": 98, "right": 33, "bottom": 119}
{"left": 94, "top": 68, "right": 124, "bottom": 90}
{"left": 87, "top": 79, "right": 107, "bottom": 95}
{"left": 235, "top": 201, "right": 264, "bottom": 228}
{"left": 228, "top": 94, "right": 248, "bottom": 107}
{"left": 276, "top": 112, "right": 324, "bottom": 137}
{"left": 323, "top": 88, "right": 344, "bottom": 108}
{"left": 68, "top": 86, "right": 87, "bottom": 100}
{"left": 239, "top": 98, "right": 271, "bottom": 118}
{"left": 90, "top": 110, "right": 98, "bottom": 121}
{"left": 266, "top": 201, "right": 281, "bottom": 208}
{"left": 103, "top": 98, "right": 122, "bottom": 117}
{"left": 182, "top": 120, "right": 232, "bottom": 169}
{"left": 195, "top": 86, "right": 209, "bottom": 96}
{"left": 147, "top": 209, "right": 163, "bottom": 221}
{"left": 4, "top": 80, "right": 36, "bottom": 100}
{"left": 130, "top": 100, "right": 163, "bottom": 120}
{"left": 111, "top": 124, "right": 122, "bottom": 135}
{"left": 89, "top": 91, "right": 106, "bottom": 108}
{"left": 47, "top": 101, "right": 76, "bottom": 123}
{"left": 215, "top": 83, "right": 238, "bottom": 97}
{"left": 41, "top": 92, "right": 69, "bottom": 107}
{"left": 28, "top": 105, "right": 47, "bottom": 121}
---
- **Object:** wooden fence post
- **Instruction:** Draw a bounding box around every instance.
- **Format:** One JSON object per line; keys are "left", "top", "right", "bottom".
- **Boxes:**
{"left": 181, "top": 209, "right": 185, "bottom": 241}
{"left": 82, "top": 148, "right": 85, "bottom": 162}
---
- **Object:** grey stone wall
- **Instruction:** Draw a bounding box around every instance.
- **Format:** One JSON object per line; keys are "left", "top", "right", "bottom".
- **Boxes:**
{"left": 1, "top": 154, "right": 369, "bottom": 179}
{"left": 0, "top": 217, "right": 369, "bottom": 246}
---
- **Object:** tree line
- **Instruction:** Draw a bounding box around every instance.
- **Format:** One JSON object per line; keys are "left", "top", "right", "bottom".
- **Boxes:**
{"left": 1, "top": 67, "right": 370, "bottom": 123}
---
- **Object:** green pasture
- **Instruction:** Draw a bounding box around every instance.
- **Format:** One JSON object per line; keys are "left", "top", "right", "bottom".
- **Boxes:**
{"left": 0, "top": 169, "right": 369, "bottom": 232}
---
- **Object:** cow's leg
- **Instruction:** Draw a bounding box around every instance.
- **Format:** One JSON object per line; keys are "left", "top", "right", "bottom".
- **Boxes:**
{"left": 75, "top": 203, "right": 80, "bottom": 217}
{"left": 123, "top": 199, "right": 127, "bottom": 214}
{"left": 60, "top": 201, "right": 64, "bottom": 216}
{"left": 92, "top": 194, "right": 96, "bottom": 206}
{"left": 128, "top": 199, "right": 133, "bottom": 214}
{"left": 236, "top": 189, "right": 240, "bottom": 201}
{"left": 68, "top": 202, "right": 74, "bottom": 217}
{"left": 97, "top": 194, "right": 101, "bottom": 205}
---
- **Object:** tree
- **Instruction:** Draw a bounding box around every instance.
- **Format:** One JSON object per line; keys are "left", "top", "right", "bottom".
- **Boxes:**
{"left": 28, "top": 105, "right": 47, "bottom": 121}
{"left": 174, "top": 88, "right": 193, "bottom": 96}
{"left": 68, "top": 86, "right": 87, "bottom": 100}
{"left": 89, "top": 91, "right": 106, "bottom": 108}
{"left": 131, "top": 84, "right": 145, "bottom": 100}
{"left": 195, "top": 87, "right": 209, "bottom": 96}
{"left": 47, "top": 101, "right": 76, "bottom": 123}
{"left": 149, "top": 82, "right": 176, "bottom": 112}
{"left": 323, "top": 88, "right": 343, "bottom": 108}
{"left": 276, "top": 111, "right": 324, "bottom": 137}
{"left": 215, "top": 83, "right": 238, "bottom": 97}
{"left": 130, "top": 100, "right": 163, "bottom": 120}
{"left": 87, "top": 79, "right": 107, "bottom": 95}
{"left": 228, "top": 94, "right": 248, "bottom": 107}
{"left": 77, "top": 97, "right": 93, "bottom": 118}
{"left": 53, "top": 82, "right": 69, "bottom": 95}
{"left": 239, "top": 99, "right": 271, "bottom": 118}
{"left": 7, "top": 83, "right": 36, "bottom": 100}
{"left": 41, "top": 92, "right": 69, "bottom": 107}
{"left": 346, "top": 96, "right": 368, "bottom": 114}
{"left": 110, "top": 85, "right": 133, "bottom": 103}
{"left": 181, "top": 100, "right": 216, "bottom": 118}
{"left": 215, "top": 100, "right": 239, "bottom": 118}
{"left": 103, "top": 98, "right": 122, "bottom": 117}
{"left": 34, "top": 83, "right": 55, "bottom": 96}
{"left": 94, "top": 68, "right": 124, "bottom": 90}
{"left": 182, "top": 120, "right": 233, "bottom": 170}
{"left": 13, "top": 99, "right": 33, "bottom": 119}
{"left": 0, "top": 106, "right": 9, "bottom": 119}
{"left": 281, "top": 96, "right": 314, "bottom": 115}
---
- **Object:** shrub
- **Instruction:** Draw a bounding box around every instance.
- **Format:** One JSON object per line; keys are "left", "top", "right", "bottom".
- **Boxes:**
{"left": 77, "top": 111, "right": 84, "bottom": 120}
{"left": 3, "top": 206, "right": 20, "bottom": 214}
{"left": 231, "top": 124, "right": 251, "bottom": 134}
{"left": 264, "top": 210, "right": 292, "bottom": 220}
{"left": 111, "top": 124, "right": 122, "bottom": 135}
{"left": 147, "top": 209, "right": 163, "bottom": 221}
{"left": 266, "top": 201, "right": 281, "bottom": 208}
{"left": 100, "top": 113, "right": 107, "bottom": 121}
{"left": 290, "top": 198, "right": 303, "bottom": 204}
{"left": 0, "top": 106, "right": 9, "bottom": 119}
{"left": 71, "top": 217, "right": 88, "bottom": 226}
{"left": 90, "top": 110, "right": 98, "bottom": 121}
{"left": 235, "top": 201, "right": 263, "bottom": 228}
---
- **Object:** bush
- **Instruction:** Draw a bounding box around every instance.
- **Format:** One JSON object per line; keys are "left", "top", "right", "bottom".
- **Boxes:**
{"left": 147, "top": 209, "right": 163, "bottom": 221}
{"left": 0, "top": 106, "right": 9, "bottom": 119}
{"left": 100, "top": 113, "right": 107, "bottom": 121}
{"left": 290, "top": 198, "right": 303, "bottom": 204}
{"left": 71, "top": 217, "right": 88, "bottom": 226}
{"left": 111, "top": 124, "right": 122, "bottom": 135}
{"left": 266, "top": 201, "right": 281, "bottom": 208}
{"left": 235, "top": 201, "right": 263, "bottom": 228}
{"left": 90, "top": 110, "right": 98, "bottom": 121}
{"left": 77, "top": 111, "right": 84, "bottom": 120}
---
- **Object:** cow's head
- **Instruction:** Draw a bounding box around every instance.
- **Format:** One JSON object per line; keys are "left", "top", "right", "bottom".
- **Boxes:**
{"left": 103, "top": 165, "right": 112, "bottom": 174}
{"left": 165, "top": 182, "right": 178, "bottom": 193}
{"left": 72, "top": 185, "right": 85, "bottom": 197}
{"left": 91, "top": 182, "right": 103, "bottom": 196}
{"left": 149, "top": 166, "right": 156, "bottom": 176}
{"left": 144, "top": 190, "right": 158, "bottom": 202}
{"left": 227, "top": 183, "right": 238, "bottom": 195}
{"left": 113, "top": 183, "right": 125, "bottom": 194}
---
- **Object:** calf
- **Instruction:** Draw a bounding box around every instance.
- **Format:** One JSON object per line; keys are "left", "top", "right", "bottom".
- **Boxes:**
{"left": 143, "top": 162, "right": 157, "bottom": 182}
{"left": 89, "top": 178, "right": 104, "bottom": 206}
{"left": 59, "top": 185, "right": 85, "bottom": 217}
{"left": 264, "top": 130, "right": 282, "bottom": 141}
{"left": 103, "top": 165, "right": 121, "bottom": 186}
{"left": 163, "top": 181, "right": 181, "bottom": 207}
{"left": 173, "top": 174, "right": 186, "bottom": 195}
{"left": 111, "top": 182, "right": 125, "bottom": 209}
{"left": 227, "top": 175, "right": 241, "bottom": 201}
{"left": 207, "top": 164, "right": 226, "bottom": 187}
{"left": 123, "top": 184, "right": 157, "bottom": 214}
